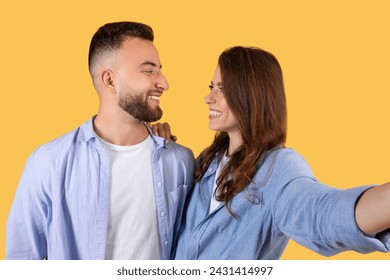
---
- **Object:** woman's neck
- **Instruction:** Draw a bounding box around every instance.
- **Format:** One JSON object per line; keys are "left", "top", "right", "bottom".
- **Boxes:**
{"left": 227, "top": 130, "right": 242, "bottom": 156}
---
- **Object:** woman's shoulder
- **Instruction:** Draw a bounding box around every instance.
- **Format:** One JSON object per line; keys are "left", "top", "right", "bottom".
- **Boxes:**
{"left": 269, "top": 147, "right": 306, "bottom": 163}
{"left": 261, "top": 147, "right": 315, "bottom": 180}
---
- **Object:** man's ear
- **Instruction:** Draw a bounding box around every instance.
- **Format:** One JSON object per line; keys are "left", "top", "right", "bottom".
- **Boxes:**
{"left": 101, "top": 70, "right": 116, "bottom": 93}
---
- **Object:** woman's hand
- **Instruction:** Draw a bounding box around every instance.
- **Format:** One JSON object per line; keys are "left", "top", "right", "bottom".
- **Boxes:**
{"left": 146, "top": 122, "right": 177, "bottom": 143}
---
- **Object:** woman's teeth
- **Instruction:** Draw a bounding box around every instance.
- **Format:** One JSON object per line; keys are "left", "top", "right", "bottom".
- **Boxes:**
{"left": 209, "top": 110, "right": 222, "bottom": 117}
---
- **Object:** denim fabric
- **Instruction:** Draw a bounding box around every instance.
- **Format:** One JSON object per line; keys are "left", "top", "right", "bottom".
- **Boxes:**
{"left": 175, "top": 148, "right": 390, "bottom": 259}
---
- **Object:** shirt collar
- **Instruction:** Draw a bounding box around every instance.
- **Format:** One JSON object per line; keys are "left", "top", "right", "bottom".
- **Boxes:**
{"left": 202, "top": 157, "right": 219, "bottom": 178}
{"left": 76, "top": 116, "right": 167, "bottom": 149}
{"left": 145, "top": 125, "right": 167, "bottom": 149}
{"left": 76, "top": 116, "right": 97, "bottom": 143}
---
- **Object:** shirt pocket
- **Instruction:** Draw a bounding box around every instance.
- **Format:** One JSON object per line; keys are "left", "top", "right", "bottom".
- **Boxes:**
{"left": 168, "top": 184, "right": 189, "bottom": 224}
{"left": 169, "top": 184, "right": 189, "bottom": 204}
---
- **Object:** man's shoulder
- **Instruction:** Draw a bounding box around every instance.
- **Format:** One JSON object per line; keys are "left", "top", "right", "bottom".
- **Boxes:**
{"left": 162, "top": 141, "right": 195, "bottom": 162}
{"left": 31, "top": 121, "right": 90, "bottom": 161}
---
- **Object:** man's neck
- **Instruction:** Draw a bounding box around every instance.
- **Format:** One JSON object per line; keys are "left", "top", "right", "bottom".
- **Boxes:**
{"left": 93, "top": 112, "right": 149, "bottom": 146}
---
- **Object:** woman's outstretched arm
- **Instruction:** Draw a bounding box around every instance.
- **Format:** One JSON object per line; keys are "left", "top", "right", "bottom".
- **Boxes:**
{"left": 355, "top": 182, "right": 390, "bottom": 235}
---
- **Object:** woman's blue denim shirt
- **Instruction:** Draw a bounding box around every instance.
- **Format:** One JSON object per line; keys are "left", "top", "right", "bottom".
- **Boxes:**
{"left": 174, "top": 148, "right": 390, "bottom": 259}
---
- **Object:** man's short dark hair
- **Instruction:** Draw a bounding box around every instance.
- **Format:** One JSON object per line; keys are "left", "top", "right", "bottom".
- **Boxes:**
{"left": 88, "top": 21, "right": 154, "bottom": 72}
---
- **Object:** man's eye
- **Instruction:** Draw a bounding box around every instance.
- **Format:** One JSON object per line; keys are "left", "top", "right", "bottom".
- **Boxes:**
{"left": 144, "top": 70, "right": 154, "bottom": 74}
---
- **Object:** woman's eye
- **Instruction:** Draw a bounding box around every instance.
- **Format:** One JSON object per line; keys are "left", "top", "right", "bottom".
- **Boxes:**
{"left": 208, "top": 85, "right": 213, "bottom": 90}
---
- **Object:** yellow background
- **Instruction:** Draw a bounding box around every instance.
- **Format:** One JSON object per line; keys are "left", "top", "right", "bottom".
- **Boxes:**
{"left": 1, "top": 0, "right": 389, "bottom": 260}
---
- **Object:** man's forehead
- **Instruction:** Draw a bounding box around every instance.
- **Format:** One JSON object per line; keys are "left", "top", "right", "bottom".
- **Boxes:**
{"left": 121, "top": 37, "right": 155, "bottom": 51}
{"left": 119, "top": 38, "right": 161, "bottom": 64}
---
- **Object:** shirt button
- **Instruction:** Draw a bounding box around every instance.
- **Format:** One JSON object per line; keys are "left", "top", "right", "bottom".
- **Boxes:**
{"left": 160, "top": 212, "right": 166, "bottom": 217}
{"left": 164, "top": 241, "right": 168, "bottom": 245}
{"left": 193, "top": 234, "right": 198, "bottom": 239}
{"left": 157, "top": 182, "right": 162, "bottom": 187}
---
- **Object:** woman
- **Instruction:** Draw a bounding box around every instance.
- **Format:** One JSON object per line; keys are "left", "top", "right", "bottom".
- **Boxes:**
{"left": 173, "top": 46, "right": 390, "bottom": 259}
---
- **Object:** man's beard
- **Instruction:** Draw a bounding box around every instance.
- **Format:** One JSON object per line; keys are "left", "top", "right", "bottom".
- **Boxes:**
{"left": 118, "top": 90, "right": 163, "bottom": 122}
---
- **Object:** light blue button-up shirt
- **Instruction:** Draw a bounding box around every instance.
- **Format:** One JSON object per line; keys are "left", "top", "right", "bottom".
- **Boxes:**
{"left": 6, "top": 117, "right": 195, "bottom": 260}
{"left": 174, "top": 148, "right": 390, "bottom": 259}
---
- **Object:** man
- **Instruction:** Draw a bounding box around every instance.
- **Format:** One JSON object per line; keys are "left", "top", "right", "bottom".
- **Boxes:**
{"left": 6, "top": 21, "right": 195, "bottom": 260}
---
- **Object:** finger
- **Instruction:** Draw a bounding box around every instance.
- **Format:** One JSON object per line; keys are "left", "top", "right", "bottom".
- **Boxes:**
{"left": 162, "top": 122, "right": 172, "bottom": 143}
{"left": 157, "top": 123, "right": 167, "bottom": 140}
{"left": 152, "top": 123, "right": 159, "bottom": 136}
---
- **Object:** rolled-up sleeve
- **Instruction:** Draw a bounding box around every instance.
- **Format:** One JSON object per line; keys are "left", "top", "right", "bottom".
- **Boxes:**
{"left": 272, "top": 152, "right": 390, "bottom": 256}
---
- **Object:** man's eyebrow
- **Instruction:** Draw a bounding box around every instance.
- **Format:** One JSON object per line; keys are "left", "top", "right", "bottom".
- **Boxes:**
{"left": 140, "top": 61, "right": 162, "bottom": 69}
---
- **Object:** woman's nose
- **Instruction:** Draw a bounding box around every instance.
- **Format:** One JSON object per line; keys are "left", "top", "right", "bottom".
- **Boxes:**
{"left": 204, "top": 91, "right": 216, "bottom": 104}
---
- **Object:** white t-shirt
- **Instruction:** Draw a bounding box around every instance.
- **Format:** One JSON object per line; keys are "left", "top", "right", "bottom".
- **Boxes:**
{"left": 209, "top": 154, "right": 229, "bottom": 214}
{"left": 97, "top": 135, "right": 161, "bottom": 260}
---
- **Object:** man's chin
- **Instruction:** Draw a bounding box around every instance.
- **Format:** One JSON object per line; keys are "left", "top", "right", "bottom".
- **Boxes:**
{"left": 136, "top": 110, "right": 163, "bottom": 123}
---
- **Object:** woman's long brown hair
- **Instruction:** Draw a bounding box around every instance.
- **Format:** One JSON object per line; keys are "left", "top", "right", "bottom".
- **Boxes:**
{"left": 195, "top": 46, "right": 287, "bottom": 217}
